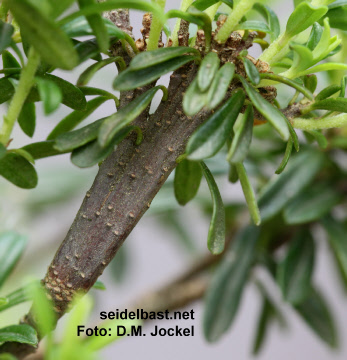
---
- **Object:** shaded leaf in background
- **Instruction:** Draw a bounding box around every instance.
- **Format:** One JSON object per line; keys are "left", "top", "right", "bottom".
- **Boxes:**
{"left": 0, "top": 232, "right": 27, "bottom": 288}
{"left": 284, "top": 184, "right": 339, "bottom": 224}
{"left": 108, "top": 245, "right": 128, "bottom": 283}
{"left": 0, "top": 144, "right": 6, "bottom": 160}
{"left": 0, "top": 21, "right": 14, "bottom": 54}
{"left": 258, "top": 149, "right": 325, "bottom": 221}
{"left": 277, "top": 229, "right": 315, "bottom": 304}
{"left": 174, "top": 159, "right": 202, "bottom": 206}
{"left": 203, "top": 226, "right": 259, "bottom": 342}
{"left": 0, "top": 77, "right": 15, "bottom": 104}
{"left": 35, "top": 77, "right": 62, "bottom": 115}
{"left": 295, "top": 287, "right": 337, "bottom": 347}
{"left": 0, "top": 153, "right": 38, "bottom": 189}
{"left": 253, "top": 3, "right": 280, "bottom": 41}
{"left": 200, "top": 162, "right": 225, "bottom": 255}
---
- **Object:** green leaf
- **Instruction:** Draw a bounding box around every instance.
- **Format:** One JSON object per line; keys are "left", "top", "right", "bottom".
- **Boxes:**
{"left": 227, "top": 104, "right": 253, "bottom": 163}
{"left": 74, "top": 38, "right": 101, "bottom": 63}
{"left": 295, "top": 287, "right": 337, "bottom": 347}
{"left": 304, "top": 74, "right": 318, "bottom": 93}
{"left": 78, "top": 86, "right": 119, "bottom": 105}
{"left": 0, "top": 144, "right": 6, "bottom": 160}
{"left": 0, "top": 325, "right": 37, "bottom": 347}
{"left": 186, "top": 89, "right": 245, "bottom": 160}
{"left": 307, "top": 22, "right": 323, "bottom": 50}
{"left": 174, "top": 159, "right": 202, "bottom": 206}
{"left": 113, "top": 55, "right": 198, "bottom": 91}
{"left": 77, "top": 0, "right": 109, "bottom": 53}
{"left": 17, "top": 103, "right": 36, "bottom": 138}
{"left": 6, "top": 0, "right": 78, "bottom": 70}
{"left": 277, "top": 230, "right": 315, "bottom": 304}
{"left": 300, "top": 62, "right": 347, "bottom": 77}
{"left": 253, "top": 3, "right": 280, "bottom": 41}
{"left": 321, "top": 216, "right": 347, "bottom": 285}
{"left": 206, "top": 62, "right": 235, "bottom": 110}
{"left": 29, "top": 74, "right": 87, "bottom": 111}
{"left": 323, "top": 5, "right": 347, "bottom": 30}
{"left": 2, "top": 50, "right": 20, "bottom": 78}
{"left": 0, "top": 20, "right": 14, "bottom": 54}
{"left": 9, "top": 148, "right": 35, "bottom": 164}
{"left": 92, "top": 280, "right": 106, "bottom": 290}
{"left": 0, "top": 231, "right": 27, "bottom": 289}
{"left": 99, "top": 86, "right": 166, "bottom": 147}
{"left": 235, "top": 163, "right": 261, "bottom": 226}
{"left": 258, "top": 149, "right": 325, "bottom": 221}
{"left": 193, "top": 0, "right": 233, "bottom": 11}
{"left": 0, "top": 77, "right": 15, "bottom": 104}
{"left": 197, "top": 52, "right": 220, "bottom": 92}
{"left": 0, "top": 353, "right": 17, "bottom": 360}
{"left": 243, "top": 57, "right": 260, "bottom": 86}
{"left": 305, "top": 130, "right": 328, "bottom": 149}
{"left": 0, "top": 284, "right": 32, "bottom": 312}
{"left": 35, "top": 77, "right": 62, "bottom": 115}
{"left": 129, "top": 46, "right": 200, "bottom": 70}
{"left": 22, "top": 141, "right": 66, "bottom": 159}
{"left": 47, "top": 96, "right": 110, "bottom": 140}
{"left": 61, "top": 16, "right": 125, "bottom": 39}
{"left": 50, "top": 0, "right": 75, "bottom": 18}
{"left": 310, "top": 97, "right": 347, "bottom": 112}
{"left": 316, "top": 84, "right": 341, "bottom": 101}
{"left": 285, "top": 2, "right": 328, "bottom": 37}
{"left": 203, "top": 225, "right": 259, "bottom": 341}
{"left": 275, "top": 138, "right": 293, "bottom": 175}
{"left": 0, "top": 153, "right": 38, "bottom": 189}
{"left": 71, "top": 126, "right": 134, "bottom": 168}
{"left": 238, "top": 76, "right": 290, "bottom": 141}
{"left": 54, "top": 118, "right": 104, "bottom": 152}
{"left": 236, "top": 21, "right": 272, "bottom": 34}
{"left": 77, "top": 57, "right": 125, "bottom": 86}
{"left": 183, "top": 77, "right": 208, "bottom": 116}
{"left": 200, "top": 162, "right": 225, "bottom": 255}
{"left": 259, "top": 73, "right": 314, "bottom": 100}
{"left": 283, "top": 185, "right": 339, "bottom": 225}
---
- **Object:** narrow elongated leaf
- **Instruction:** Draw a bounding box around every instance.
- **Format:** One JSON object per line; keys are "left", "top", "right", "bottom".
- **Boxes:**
{"left": 295, "top": 287, "right": 337, "bottom": 347}
{"left": 0, "top": 231, "right": 27, "bottom": 288}
{"left": 0, "top": 77, "right": 15, "bottom": 104}
{"left": 2, "top": 50, "right": 20, "bottom": 78}
{"left": 0, "top": 284, "right": 32, "bottom": 312}
{"left": 74, "top": 38, "right": 101, "bottom": 63}
{"left": 0, "top": 21, "right": 14, "bottom": 54}
{"left": 0, "top": 153, "right": 38, "bottom": 189}
{"left": 227, "top": 104, "right": 253, "bottom": 163}
{"left": 200, "top": 162, "right": 225, "bottom": 255}
{"left": 22, "top": 141, "right": 66, "bottom": 159}
{"left": 236, "top": 21, "right": 272, "bottom": 33}
{"left": 28, "top": 74, "right": 87, "bottom": 111}
{"left": 316, "top": 85, "right": 341, "bottom": 101}
{"left": 99, "top": 86, "right": 166, "bottom": 147}
{"left": 238, "top": 76, "right": 290, "bottom": 141}
{"left": 129, "top": 46, "right": 200, "bottom": 70}
{"left": 198, "top": 52, "right": 220, "bottom": 92}
{"left": 275, "top": 138, "right": 293, "bottom": 174}
{"left": 243, "top": 57, "right": 260, "bottom": 85}
{"left": 71, "top": 126, "right": 134, "bottom": 168}
{"left": 77, "top": 0, "right": 109, "bottom": 53}
{"left": 174, "top": 159, "right": 202, "bottom": 206}
{"left": 78, "top": 86, "right": 119, "bottom": 105}
{"left": 0, "top": 325, "right": 37, "bottom": 346}
{"left": 47, "top": 96, "right": 110, "bottom": 140}
{"left": 113, "top": 55, "right": 198, "bottom": 91}
{"left": 35, "top": 77, "right": 62, "bottom": 114}
{"left": 18, "top": 103, "right": 36, "bottom": 138}
{"left": 253, "top": 3, "right": 280, "bottom": 41}
{"left": 307, "top": 22, "right": 323, "bottom": 50}
{"left": 258, "top": 149, "right": 325, "bottom": 221}
{"left": 277, "top": 230, "right": 315, "bottom": 304}
{"left": 206, "top": 62, "right": 235, "bottom": 110}
{"left": 284, "top": 185, "right": 339, "bottom": 224}
{"left": 305, "top": 130, "right": 328, "bottom": 149}
{"left": 235, "top": 163, "right": 261, "bottom": 226}
{"left": 323, "top": 5, "right": 347, "bottom": 30}
{"left": 50, "top": 0, "right": 75, "bottom": 18}
{"left": 285, "top": 2, "right": 328, "bottom": 37}
{"left": 77, "top": 57, "right": 125, "bottom": 86}
{"left": 304, "top": 74, "right": 318, "bottom": 93}
{"left": 55, "top": 118, "right": 104, "bottom": 152}
{"left": 203, "top": 226, "right": 259, "bottom": 342}
{"left": 0, "top": 144, "right": 6, "bottom": 160}
{"left": 310, "top": 97, "right": 347, "bottom": 112}
{"left": 321, "top": 216, "right": 347, "bottom": 285}
{"left": 6, "top": 0, "right": 78, "bottom": 70}
{"left": 186, "top": 90, "right": 245, "bottom": 160}
{"left": 193, "top": 0, "right": 233, "bottom": 11}
{"left": 183, "top": 77, "right": 208, "bottom": 116}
